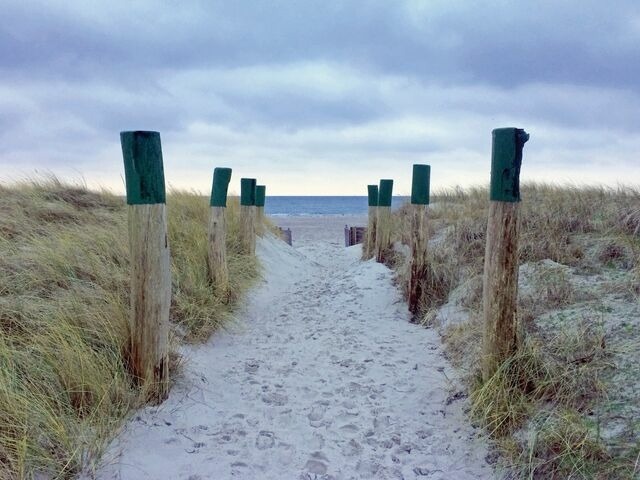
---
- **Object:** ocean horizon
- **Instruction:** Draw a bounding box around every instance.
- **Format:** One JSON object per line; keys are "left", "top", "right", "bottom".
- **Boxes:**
{"left": 264, "top": 196, "right": 409, "bottom": 216}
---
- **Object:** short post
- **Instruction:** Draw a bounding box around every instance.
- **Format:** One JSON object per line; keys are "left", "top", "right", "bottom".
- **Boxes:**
{"left": 208, "top": 167, "right": 232, "bottom": 300}
{"left": 120, "top": 131, "right": 171, "bottom": 403}
{"left": 408, "top": 164, "right": 430, "bottom": 316}
{"left": 482, "top": 127, "right": 529, "bottom": 382}
{"left": 240, "top": 178, "right": 257, "bottom": 255}
{"left": 255, "top": 185, "right": 266, "bottom": 235}
{"left": 375, "top": 179, "right": 393, "bottom": 263}
{"left": 363, "top": 185, "right": 378, "bottom": 259}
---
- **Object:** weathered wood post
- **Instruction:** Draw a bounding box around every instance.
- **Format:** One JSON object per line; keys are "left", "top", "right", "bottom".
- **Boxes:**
{"left": 208, "top": 167, "right": 232, "bottom": 299}
{"left": 375, "top": 179, "right": 393, "bottom": 263}
{"left": 363, "top": 185, "right": 378, "bottom": 259}
{"left": 408, "top": 164, "right": 430, "bottom": 316}
{"left": 239, "top": 178, "right": 257, "bottom": 255}
{"left": 255, "top": 185, "right": 266, "bottom": 236}
{"left": 482, "top": 127, "right": 529, "bottom": 382}
{"left": 120, "top": 131, "right": 171, "bottom": 403}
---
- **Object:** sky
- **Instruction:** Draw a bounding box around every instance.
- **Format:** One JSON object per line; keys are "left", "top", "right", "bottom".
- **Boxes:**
{"left": 1, "top": 0, "right": 639, "bottom": 195}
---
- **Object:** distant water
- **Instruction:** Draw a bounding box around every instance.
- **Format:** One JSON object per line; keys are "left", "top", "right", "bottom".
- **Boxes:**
{"left": 265, "top": 196, "right": 409, "bottom": 216}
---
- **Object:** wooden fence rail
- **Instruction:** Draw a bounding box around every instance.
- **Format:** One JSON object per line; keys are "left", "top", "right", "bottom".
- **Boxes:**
{"left": 344, "top": 225, "right": 366, "bottom": 247}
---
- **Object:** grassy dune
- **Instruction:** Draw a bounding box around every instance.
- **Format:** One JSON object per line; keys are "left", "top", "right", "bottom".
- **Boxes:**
{"left": 0, "top": 179, "right": 258, "bottom": 479}
{"left": 393, "top": 184, "right": 640, "bottom": 479}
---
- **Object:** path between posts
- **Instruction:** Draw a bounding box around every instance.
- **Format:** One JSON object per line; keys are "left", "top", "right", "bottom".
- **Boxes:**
{"left": 95, "top": 235, "right": 491, "bottom": 480}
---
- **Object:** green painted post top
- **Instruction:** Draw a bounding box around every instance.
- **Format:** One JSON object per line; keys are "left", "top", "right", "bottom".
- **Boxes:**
{"left": 120, "top": 131, "right": 166, "bottom": 205}
{"left": 490, "top": 127, "right": 529, "bottom": 202}
{"left": 378, "top": 179, "right": 394, "bottom": 207}
{"left": 411, "top": 164, "right": 430, "bottom": 205}
{"left": 240, "top": 178, "right": 256, "bottom": 206}
{"left": 210, "top": 167, "right": 232, "bottom": 207}
{"left": 367, "top": 185, "right": 379, "bottom": 207}
{"left": 255, "top": 185, "right": 266, "bottom": 207}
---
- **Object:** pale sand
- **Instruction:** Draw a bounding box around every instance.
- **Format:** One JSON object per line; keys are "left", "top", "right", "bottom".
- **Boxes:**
{"left": 92, "top": 216, "right": 492, "bottom": 479}
{"left": 271, "top": 214, "right": 367, "bottom": 249}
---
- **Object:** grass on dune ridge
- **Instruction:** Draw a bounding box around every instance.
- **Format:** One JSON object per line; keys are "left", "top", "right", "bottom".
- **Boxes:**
{"left": 392, "top": 183, "right": 640, "bottom": 479}
{"left": 0, "top": 178, "right": 258, "bottom": 479}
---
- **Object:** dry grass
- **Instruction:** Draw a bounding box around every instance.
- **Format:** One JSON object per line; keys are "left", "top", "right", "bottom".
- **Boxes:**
{"left": 0, "top": 178, "right": 258, "bottom": 479}
{"left": 393, "top": 183, "right": 640, "bottom": 479}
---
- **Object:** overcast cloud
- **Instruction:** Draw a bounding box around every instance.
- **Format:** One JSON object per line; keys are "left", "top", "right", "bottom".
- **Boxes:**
{"left": 1, "top": 0, "right": 638, "bottom": 194}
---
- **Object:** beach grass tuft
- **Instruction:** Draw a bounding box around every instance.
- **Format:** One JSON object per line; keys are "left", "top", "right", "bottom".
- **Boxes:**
{"left": 0, "top": 178, "right": 258, "bottom": 478}
{"left": 393, "top": 183, "right": 640, "bottom": 479}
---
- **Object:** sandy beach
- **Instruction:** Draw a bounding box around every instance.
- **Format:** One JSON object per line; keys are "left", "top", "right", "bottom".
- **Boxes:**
{"left": 93, "top": 216, "right": 491, "bottom": 479}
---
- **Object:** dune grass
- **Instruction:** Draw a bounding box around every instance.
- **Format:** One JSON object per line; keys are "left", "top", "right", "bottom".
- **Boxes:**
{"left": 0, "top": 179, "right": 258, "bottom": 479}
{"left": 393, "top": 183, "right": 640, "bottom": 479}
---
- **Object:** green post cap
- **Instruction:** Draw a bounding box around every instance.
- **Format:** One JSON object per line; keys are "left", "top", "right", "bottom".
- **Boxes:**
{"left": 210, "top": 167, "right": 232, "bottom": 207}
{"left": 411, "top": 164, "right": 430, "bottom": 205}
{"left": 255, "top": 185, "right": 266, "bottom": 207}
{"left": 367, "top": 185, "right": 379, "bottom": 207}
{"left": 490, "top": 128, "right": 529, "bottom": 202}
{"left": 240, "top": 178, "right": 257, "bottom": 206}
{"left": 120, "top": 131, "right": 166, "bottom": 205}
{"left": 378, "top": 179, "right": 394, "bottom": 207}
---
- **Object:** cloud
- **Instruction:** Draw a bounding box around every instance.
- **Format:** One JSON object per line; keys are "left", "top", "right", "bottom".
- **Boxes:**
{"left": 0, "top": 0, "right": 638, "bottom": 193}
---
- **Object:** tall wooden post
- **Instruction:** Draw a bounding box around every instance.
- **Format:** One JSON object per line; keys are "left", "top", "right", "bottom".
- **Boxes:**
{"left": 408, "top": 165, "right": 430, "bottom": 316}
{"left": 120, "top": 131, "right": 171, "bottom": 403}
{"left": 375, "top": 179, "right": 393, "bottom": 263}
{"left": 240, "top": 178, "right": 257, "bottom": 255}
{"left": 482, "top": 128, "right": 529, "bottom": 381}
{"left": 208, "top": 167, "right": 232, "bottom": 300}
{"left": 255, "top": 185, "right": 266, "bottom": 236}
{"left": 363, "top": 185, "right": 378, "bottom": 259}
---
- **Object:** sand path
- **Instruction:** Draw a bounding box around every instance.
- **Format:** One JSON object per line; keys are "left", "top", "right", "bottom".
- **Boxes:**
{"left": 95, "top": 232, "right": 491, "bottom": 479}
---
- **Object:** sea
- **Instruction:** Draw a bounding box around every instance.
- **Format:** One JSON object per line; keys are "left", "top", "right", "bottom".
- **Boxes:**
{"left": 264, "top": 196, "right": 409, "bottom": 216}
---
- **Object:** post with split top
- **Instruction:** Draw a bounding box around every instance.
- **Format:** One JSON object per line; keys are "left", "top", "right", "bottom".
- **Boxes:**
{"left": 482, "top": 127, "right": 529, "bottom": 381}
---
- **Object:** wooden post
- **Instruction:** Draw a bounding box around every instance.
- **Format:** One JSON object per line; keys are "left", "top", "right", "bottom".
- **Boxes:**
{"left": 482, "top": 127, "right": 529, "bottom": 381}
{"left": 208, "top": 167, "right": 232, "bottom": 300}
{"left": 255, "top": 185, "right": 266, "bottom": 236}
{"left": 120, "top": 131, "right": 171, "bottom": 403}
{"left": 239, "top": 178, "right": 257, "bottom": 255}
{"left": 363, "top": 185, "right": 378, "bottom": 259}
{"left": 375, "top": 179, "right": 393, "bottom": 263}
{"left": 408, "top": 165, "right": 430, "bottom": 316}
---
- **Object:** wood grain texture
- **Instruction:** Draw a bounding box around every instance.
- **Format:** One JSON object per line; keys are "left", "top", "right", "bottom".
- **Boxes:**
{"left": 255, "top": 206, "right": 265, "bottom": 236}
{"left": 375, "top": 206, "right": 392, "bottom": 263}
{"left": 482, "top": 201, "right": 521, "bottom": 381}
{"left": 127, "top": 203, "right": 171, "bottom": 403}
{"left": 362, "top": 206, "right": 377, "bottom": 259}
{"left": 408, "top": 204, "right": 429, "bottom": 315}
{"left": 239, "top": 205, "right": 256, "bottom": 255}
{"left": 208, "top": 206, "right": 230, "bottom": 300}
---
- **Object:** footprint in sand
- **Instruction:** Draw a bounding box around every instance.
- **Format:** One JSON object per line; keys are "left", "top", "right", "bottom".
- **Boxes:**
{"left": 304, "top": 451, "right": 329, "bottom": 475}
{"left": 261, "top": 392, "right": 288, "bottom": 406}
{"left": 308, "top": 402, "right": 329, "bottom": 427}
{"left": 341, "top": 439, "right": 363, "bottom": 456}
{"left": 255, "top": 431, "right": 275, "bottom": 450}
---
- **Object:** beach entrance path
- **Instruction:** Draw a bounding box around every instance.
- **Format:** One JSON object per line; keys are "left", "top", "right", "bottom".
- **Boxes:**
{"left": 96, "top": 225, "right": 492, "bottom": 479}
